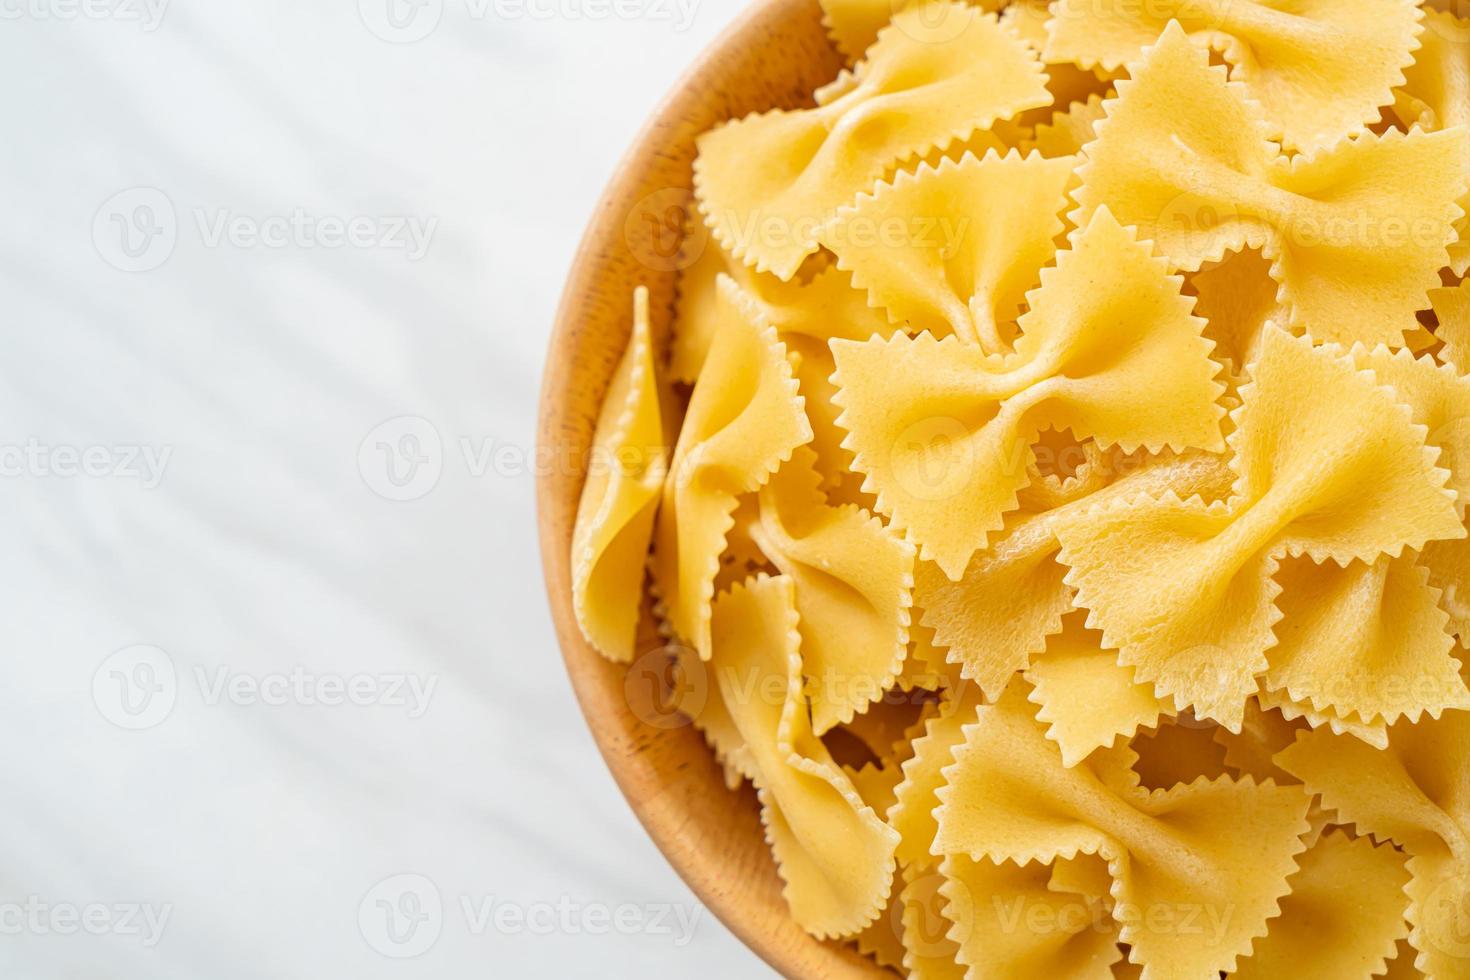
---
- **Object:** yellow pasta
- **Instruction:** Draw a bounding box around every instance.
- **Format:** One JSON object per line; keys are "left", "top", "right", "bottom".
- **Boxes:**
{"left": 1025, "top": 94, "right": 1107, "bottom": 158}
{"left": 1045, "top": 0, "right": 1423, "bottom": 152}
{"left": 1432, "top": 277, "right": 1470, "bottom": 375}
{"left": 1054, "top": 327, "right": 1464, "bottom": 731}
{"left": 826, "top": 149, "right": 1075, "bottom": 348}
{"left": 570, "top": 287, "right": 668, "bottom": 661}
{"left": 888, "top": 682, "right": 982, "bottom": 869}
{"left": 1267, "top": 553, "right": 1469, "bottom": 734}
{"left": 1230, "top": 830, "right": 1411, "bottom": 980}
{"left": 832, "top": 207, "right": 1225, "bottom": 580}
{"left": 710, "top": 574, "right": 898, "bottom": 938}
{"left": 819, "top": 0, "right": 1007, "bottom": 62}
{"left": 695, "top": 1, "right": 1048, "bottom": 280}
{"left": 933, "top": 685, "right": 1311, "bottom": 979}
{"left": 673, "top": 246, "right": 899, "bottom": 492}
{"left": 1025, "top": 611, "right": 1170, "bottom": 767}
{"left": 1394, "top": 8, "right": 1470, "bottom": 274}
{"left": 1073, "top": 22, "right": 1470, "bottom": 349}
{"left": 749, "top": 445, "right": 916, "bottom": 733}
{"left": 897, "top": 866, "right": 967, "bottom": 980}
{"left": 568, "top": 3, "right": 1470, "bottom": 971}
{"left": 1278, "top": 714, "right": 1470, "bottom": 978}
{"left": 650, "top": 276, "right": 811, "bottom": 658}
{"left": 916, "top": 450, "right": 1234, "bottom": 700}
{"left": 939, "top": 852, "right": 1121, "bottom": 979}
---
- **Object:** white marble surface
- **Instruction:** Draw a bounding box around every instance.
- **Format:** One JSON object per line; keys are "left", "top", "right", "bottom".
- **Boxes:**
{"left": 0, "top": 1, "right": 779, "bottom": 976}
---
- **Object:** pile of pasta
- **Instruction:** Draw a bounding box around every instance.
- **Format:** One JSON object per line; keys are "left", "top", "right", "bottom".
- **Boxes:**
{"left": 571, "top": 0, "right": 1470, "bottom": 976}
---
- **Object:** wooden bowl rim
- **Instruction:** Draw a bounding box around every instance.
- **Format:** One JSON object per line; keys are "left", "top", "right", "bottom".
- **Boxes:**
{"left": 535, "top": 2, "right": 890, "bottom": 977}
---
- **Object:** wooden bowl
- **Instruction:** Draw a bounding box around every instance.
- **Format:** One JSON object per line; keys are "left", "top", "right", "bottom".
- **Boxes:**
{"left": 536, "top": 1, "right": 893, "bottom": 976}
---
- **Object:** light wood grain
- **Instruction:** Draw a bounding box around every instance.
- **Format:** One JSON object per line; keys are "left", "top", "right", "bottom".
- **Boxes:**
{"left": 536, "top": 1, "right": 897, "bottom": 976}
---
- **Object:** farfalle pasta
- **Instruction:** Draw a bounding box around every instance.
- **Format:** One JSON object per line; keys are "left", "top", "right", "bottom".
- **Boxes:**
{"left": 1072, "top": 22, "right": 1470, "bottom": 348}
{"left": 1045, "top": 0, "right": 1423, "bottom": 152}
{"left": 695, "top": 1, "right": 1049, "bottom": 280}
{"left": 567, "top": 1, "right": 1470, "bottom": 975}
{"left": 832, "top": 206, "right": 1224, "bottom": 579}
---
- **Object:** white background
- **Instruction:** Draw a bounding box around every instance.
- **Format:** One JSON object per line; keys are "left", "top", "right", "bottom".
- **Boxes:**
{"left": 0, "top": 0, "right": 779, "bottom": 976}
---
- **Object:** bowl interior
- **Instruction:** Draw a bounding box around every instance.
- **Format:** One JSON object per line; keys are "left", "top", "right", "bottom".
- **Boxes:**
{"left": 536, "top": 0, "right": 894, "bottom": 976}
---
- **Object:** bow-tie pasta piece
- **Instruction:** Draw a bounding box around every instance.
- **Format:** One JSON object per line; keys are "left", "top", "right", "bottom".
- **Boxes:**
{"left": 894, "top": 866, "right": 967, "bottom": 980}
{"left": 832, "top": 207, "right": 1225, "bottom": 580}
{"left": 1397, "top": 8, "right": 1470, "bottom": 131}
{"left": 673, "top": 642, "right": 758, "bottom": 790}
{"left": 1072, "top": 22, "right": 1470, "bottom": 349}
{"left": 933, "top": 684, "right": 1311, "bottom": 979}
{"left": 1230, "top": 830, "right": 1410, "bottom": 980}
{"left": 1257, "top": 684, "right": 1395, "bottom": 749}
{"left": 1025, "top": 612, "right": 1170, "bottom": 767}
{"left": 673, "top": 244, "right": 900, "bottom": 491}
{"left": 1366, "top": 343, "right": 1470, "bottom": 646}
{"left": 671, "top": 242, "right": 894, "bottom": 386}
{"left": 825, "top": 149, "right": 1075, "bottom": 349}
{"left": 1394, "top": 7, "right": 1470, "bottom": 275}
{"left": 819, "top": 0, "right": 1007, "bottom": 62}
{"left": 651, "top": 276, "right": 812, "bottom": 658}
{"left": 1263, "top": 345, "right": 1470, "bottom": 732}
{"left": 1026, "top": 94, "right": 1108, "bottom": 159}
{"left": 1277, "top": 713, "right": 1470, "bottom": 980}
{"left": 1267, "top": 553, "right": 1470, "bottom": 736}
{"left": 572, "top": 287, "right": 669, "bottom": 662}
{"left": 711, "top": 575, "right": 899, "bottom": 937}
{"left": 917, "top": 450, "right": 1235, "bottom": 700}
{"left": 1054, "top": 327, "right": 1465, "bottom": 731}
{"left": 999, "top": 0, "right": 1118, "bottom": 131}
{"left": 749, "top": 446, "right": 916, "bottom": 733}
{"left": 939, "top": 852, "right": 1122, "bottom": 979}
{"left": 1046, "top": 0, "right": 1423, "bottom": 153}
{"left": 1432, "top": 278, "right": 1470, "bottom": 376}
{"left": 695, "top": 1, "right": 1049, "bottom": 280}
{"left": 889, "top": 682, "right": 983, "bottom": 869}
